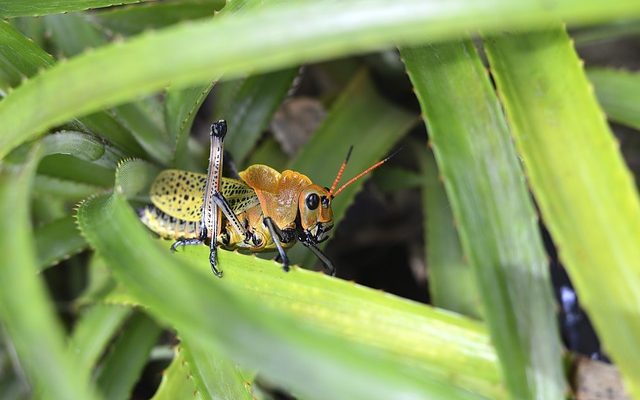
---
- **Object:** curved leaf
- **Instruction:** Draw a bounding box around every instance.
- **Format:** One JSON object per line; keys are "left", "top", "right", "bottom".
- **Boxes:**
{"left": 401, "top": 41, "right": 566, "bottom": 399}
{"left": 0, "top": 147, "right": 99, "bottom": 400}
{"left": 94, "top": 0, "right": 224, "bottom": 36}
{"left": 181, "top": 341, "right": 254, "bottom": 400}
{"left": 419, "top": 149, "right": 480, "bottom": 318}
{"left": 95, "top": 312, "right": 162, "bottom": 400}
{"left": 485, "top": 27, "right": 640, "bottom": 398}
{"left": 2, "top": 0, "right": 640, "bottom": 159}
{"left": 35, "top": 215, "right": 87, "bottom": 270}
{"left": 151, "top": 346, "right": 202, "bottom": 400}
{"left": 588, "top": 68, "right": 640, "bottom": 131}
{"left": 0, "top": 0, "right": 156, "bottom": 18}
{"left": 69, "top": 304, "right": 132, "bottom": 371}
{"left": 215, "top": 68, "right": 298, "bottom": 163}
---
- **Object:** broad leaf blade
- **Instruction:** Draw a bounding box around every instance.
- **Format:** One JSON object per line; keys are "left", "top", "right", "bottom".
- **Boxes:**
{"left": 588, "top": 68, "right": 640, "bottom": 131}
{"left": 0, "top": 20, "right": 53, "bottom": 92}
{"left": 152, "top": 346, "right": 203, "bottom": 400}
{"left": 94, "top": 0, "right": 224, "bottom": 36}
{"left": 401, "top": 41, "right": 566, "bottom": 399}
{"left": 181, "top": 340, "right": 254, "bottom": 400}
{"left": 0, "top": 148, "right": 98, "bottom": 400}
{"left": 96, "top": 312, "right": 162, "bottom": 400}
{"left": 419, "top": 149, "right": 480, "bottom": 318}
{"left": 35, "top": 215, "right": 87, "bottom": 270}
{"left": 3, "top": 0, "right": 640, "bottom": 159}
{"left": 69, "top": 304, "right": 132, "bottom": 371}
{"left": 215, "top": 68, "right": 298, "bottom": 163}
{"left": 485, "top": 27, "right": 640, "bottom": 399}
{"left": 0, "top": 0, "right": 156, "bottom": 18}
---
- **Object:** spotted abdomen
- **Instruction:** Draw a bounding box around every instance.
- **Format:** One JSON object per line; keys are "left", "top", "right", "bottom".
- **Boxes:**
{"left": 139, "top": 206, "right": 200, "bottom": 240}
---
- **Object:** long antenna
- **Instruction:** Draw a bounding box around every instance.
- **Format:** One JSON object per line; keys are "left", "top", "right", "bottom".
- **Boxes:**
{"left": 328, "top": 146, "right": 353, "bottom": 197}
{"left": 332, "top": 147, "right": 402, "bottom": 198}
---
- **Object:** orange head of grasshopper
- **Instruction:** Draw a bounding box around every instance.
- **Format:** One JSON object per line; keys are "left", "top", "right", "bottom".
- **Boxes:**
{"left": 297, "top": 146, "right": 399, "bottom": 244}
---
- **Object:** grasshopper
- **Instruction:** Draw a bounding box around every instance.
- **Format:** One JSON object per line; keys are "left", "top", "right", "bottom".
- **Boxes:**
{"left": 140, "top": 120, "right": 393, "bottom": 277}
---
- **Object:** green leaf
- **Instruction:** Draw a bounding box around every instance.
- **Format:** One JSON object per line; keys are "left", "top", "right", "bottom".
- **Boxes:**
{"left": 78, "top": 111, "right": 147, "bottom": 157}
{"left": 244, "top": 137, "right": 288, "bottom": 171}
{"left": 0, "top": 19, "right": 145, "bottom": 156}
{"left": 588, "top": 68, "right": 640, "bottom": 131}
{"left": 0, "top": 0, "right": 157, "bottom": 18}
{"left": 573, "top": 20, "right": 640, "bottom": 45}
{"left": 3, "top": 0, "right": 640, "bottom": 159}
{"left": 215, "top": 68, "right": 298, "bottom": 163}
{"left": 0, "top": 20, "right": 53, "bottom": 92}
{"left": 181, "top": 340, "right": 254, "bottom": 400}
{"left": 374, "top": 166, "right": 423, "bottom": 192}
{"left": 44, "top": 13, "right": 106, "bottom": 57}
{"left": 152, "top": 346, "right": 202, "bottom": 400}
{"left": 485, "top": 27, "right": 640, "bottom": 399}
{"left": 418, "top": 149, "right": 480, "bottom": 319}
{"left": 164, "top": 0, "right": 270, "bottom": 170}
{"left": 38, "top": 155, "right": 114, "bottom": 187}
{"left": 95, "top": 312, "right": 162, "bottom": 400}
{"left": 41, "top": 130, "right": 124, "bottom": 169}
{"left": 39, "top": 11, "right": 171, "bottom": 162}
{"left": 0, "top": 147, "right": 99, "bottom": 400}
{"left": 165, "top": 84, "right": 214, "bottom": 169}
{"left": 35, "top": 215, "right": 87, "bottom": 270}
{"left": 94, "top": 0, "right": 225, "bottom": 36}
{"left": 401, "top": 41, "right": 566, "bottom": 399}
{"left": 111, "top": 101, "right": 172, "bottom": 164}
{"left": 69, "top": 304, "right": 132, "bottom": 371}
{"left": 76, "top": 160, "right": 505, "bottom": 400}
{"left": 32, "top": 175, "right": 101, "bottom": 200}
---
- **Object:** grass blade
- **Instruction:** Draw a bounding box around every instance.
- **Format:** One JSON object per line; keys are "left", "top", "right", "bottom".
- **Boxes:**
{"left": 41, "top": 130, "right": 124, "bottom": 169}
{"left": 95, "top": 312, "right": 162, "bottom": 400}
{"left": 401, "top": 41, "right": 566, "bottom": 399}
{"left": 215, "top": 68, "right": 298, "bottom": 163}
{"left": 0, "top": 20, "right": 145, "bottom": 155}
{"left": 32, "top": 175, "right": 101, "bottom": 199}
{"left": 0, "top": 0, "right": 156, "bottom": 18}
{"left": 69, "top": 304, "right": 132, "bottom": 371}
{"left": 3, "top": 0, "right": 640, "bottom": 159}
{"left": 588, "top": 68, "right": 640, "bottom": 131}
{"left": 35, "top": 215, "right": 87, "bottom": 270}
{"left": 165, "top": 84, "right": 215, "bottom": 169}
{"left": 0, "top": 147, "right": 99, "bottom": 400}
{"left": 0, "top": 20, "right": 53, "bottom": 92}
{"left": 39, "top": 12, "right": 171, "bottom": 162}
{"left": 181, "top": 340, "right": 254, "bottom": 400}
{"left": 419, "top": 149, "right": 480, "bottom": 318}
{"left": 151, "top": 346, "right": 202, "bottom": 400}
{"left": 93, "top": 0, "right": 224, "bottom": 36}
{"left": 485, "top": 27, "right": 640, "bottom": 399}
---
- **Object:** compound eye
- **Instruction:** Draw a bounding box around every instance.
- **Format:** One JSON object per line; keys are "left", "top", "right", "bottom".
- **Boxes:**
{"left": 305, "top": 193, "right": 320, "bottom": 210}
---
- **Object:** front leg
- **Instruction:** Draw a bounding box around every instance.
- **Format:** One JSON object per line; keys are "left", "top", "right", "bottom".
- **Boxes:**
{"left": 263, "top": 217, "right": 290, "bottom": 272}
{"left": 301, "top": 240, "right": 336, "bottom": 276}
